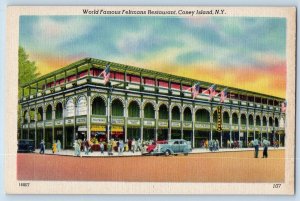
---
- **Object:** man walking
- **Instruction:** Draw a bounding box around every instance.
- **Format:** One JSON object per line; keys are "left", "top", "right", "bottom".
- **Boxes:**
{"left": 253, "top": 138, "right": 259, "bottom": 158}
{"left": 262, "top": 138, "right": 270, "bottom": 158}
{"left": 39, "top": 140, "right": 45, "bottom": 154}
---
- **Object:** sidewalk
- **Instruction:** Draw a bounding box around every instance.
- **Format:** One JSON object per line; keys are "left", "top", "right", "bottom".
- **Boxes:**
{"left": 34, "top": 147, "right": 285, "bottom": 157}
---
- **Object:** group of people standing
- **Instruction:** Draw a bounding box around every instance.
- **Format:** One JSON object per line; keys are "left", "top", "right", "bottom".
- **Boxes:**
{"left": 252, "top": 138, "right": 270, "bottom": 158}
{"left": 39, "top": 139, "right": 61, "bottom": 154}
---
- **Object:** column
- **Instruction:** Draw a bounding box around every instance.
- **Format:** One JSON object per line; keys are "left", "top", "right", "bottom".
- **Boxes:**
{"left": 210, "top": 111, "right": 213, "bottom": 141}
{"left": 238, "top": 113, "right": 241, "bottom": 142}
{"left": 107, "top": 96, "right": 111, "bottom": 141}
{"left": 27, "top": 107, "right": 30, "bottom": 139}
{"left": 229, "top": 112, "right": 232, "bottom": 143}
{"left": 267, "top": 118, "right": 269, "bottom": 141}
{"left": 246, "top": 115, "right": 249, "bottom": 147}
{"left": 140, "top": 108, "right": 144, "bottom": 141}
{"left": 260, "top": 115, "right": 263, "bottom": 140}
{"left": 63, "top": 106, "right": 66, "bottom": 149}
{"left": 43, "top": 110, "right": 46, "bottom": 142}
{"left": 253, "top": 114, "right": 256, "bottom": 140}
{"left": 168, "top": 104, "right": 172, "bottom": 140}
{"left": 87, "top": 95, "right": 91, "bottom": 140}
{"left": 124, "top": 99, "right": 128, "bottom": 141}
{"left": 180, "top": 108, "right": 183, "bottom": 139}
{"left": 155, "top": 108, "right": 158, "bottom": 141}
{"left": 192, "top": 107, "right": 195, "bottom": 148}
{"left": 34, "top": 109, "right": 37, "bottom": 148}
{"left": 52, "top": 108, "right": 55, "bottom": 143}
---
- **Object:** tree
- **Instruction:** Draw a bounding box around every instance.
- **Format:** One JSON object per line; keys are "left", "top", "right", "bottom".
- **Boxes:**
{"left": 18, "top": 47, "right": 40, "bottom": 137}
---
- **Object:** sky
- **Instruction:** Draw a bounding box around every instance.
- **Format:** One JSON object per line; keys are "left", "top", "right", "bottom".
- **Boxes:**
{"left": 19, "top": 16, "right": 286, "bottom": 98}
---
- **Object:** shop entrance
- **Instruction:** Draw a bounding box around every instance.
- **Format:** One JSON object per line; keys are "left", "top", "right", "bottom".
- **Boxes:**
{"left": 54, "top": 128, "right": 63, "bottom": 144}
{"left": 183, "top": 130, "right": 192, "bottom": 142}
{"left": 65, "top": 126, "right": 74, "bottom": 149}
{"left": 157, "top": 129, "right": 168, "bottom": 140}
{"left": 127, "top": 127, "right": 140, "bottom": 141}
{"left": 36, "top": 129, "right": 43, "bottom": 149}
{"left": 45, "top": 129, "right": 53, "bottom": 149}
{"left": 143, "top": 128, "right": 155, "bottom": 141}
{"left": 194, "top": 131, "right": 209, "bottom": 148}
{"left": 171, "top": 129, "right": 181, "bottom": 139}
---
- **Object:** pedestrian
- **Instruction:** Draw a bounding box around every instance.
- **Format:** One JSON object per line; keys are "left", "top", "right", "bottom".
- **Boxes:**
{"left": 208, "top": 140, "right": 213, "bottom": 152}
{"left": 84, "top": 139, "right": 90, "bottom": 155}
{"left": 136, "top": 138, "right": 141, "bottom": 152}
{"left": 253, "top": 138, "right": 259, "bottom": 158}
{"left": 52, "top": 142, "right": 57, "bottom": 154}
{"left": 73, "top": 140, "right": 81, "bottom": 157}
{"left": 215, "top": 139, "right": 219, "bottom": 151}
{"left": 119, "top": 140, "right": 124, "bottom": 155}
{"left": 56, "top": 139, "right": 61, "bottom": 152}
{"left": 131, "top": 139, "right": 136, "bottom": 153}
{"left": 262, "top": 138, "right": 270, "bottom": 158}
{"left": 100, "top": 142, "right": 104, "bottom": 155}
{"left": 39, "top": 140, "right": 45, "bottom": 154}
{"left": 107, "top": 140, "right": 113, "bottom": 156}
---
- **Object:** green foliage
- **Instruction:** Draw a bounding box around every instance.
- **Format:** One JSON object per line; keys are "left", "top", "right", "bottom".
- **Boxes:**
{"left": 18, "top": 46, "right": 40, "bottom": 97}
{"left": 18, "top": 47, "right": 40, "bottom": 131}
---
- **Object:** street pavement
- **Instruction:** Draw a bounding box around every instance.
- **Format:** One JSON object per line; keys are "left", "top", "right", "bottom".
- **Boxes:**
{"left": 34, "top": 146, "right": 285, "bottom": 157}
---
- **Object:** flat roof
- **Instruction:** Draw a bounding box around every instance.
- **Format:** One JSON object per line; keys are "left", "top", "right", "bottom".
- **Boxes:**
{"left": 21, "top": 57, "right": 285, "bottom": 100}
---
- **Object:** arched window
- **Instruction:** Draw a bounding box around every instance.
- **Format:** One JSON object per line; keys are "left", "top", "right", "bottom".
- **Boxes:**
{"left": 263, "top": 116, "right": 267, "bottom": 126}
{"left": 30, "top": 109, "right": 35, "bottom": 122}
{"left": 256, "top": 116, "right": 261, "bottom": 126}
{"left": 213, "top": 110, "right": 218, "bottom": 123}
{"left": 23, "top": 110, "right": 28, "bottom": 123}
{"left": 195, "top": 109, "right": 210, "bottom": 122}
{"left": 269, "top": 117, "right": 273, "bottom": 127}
{"left": 46, "top": 105, "right": 52, "bottom": 120}
{"left": 92, "top": 97, "right": 106, "bottom": 115}
{"left": 112, "top": 99, "right": 124, "bottom": 116}
{"left": 241, "top": 114, "right": 246, "bottom": 125}
{"left": 37, "top": 107, "right": 43, "bottom": 121}
{"left": 223, "top": 112, "right": 230, "bottom": 124}
{"left": 144, "top": 103, "right": 155, "bottom": 118}
{"left": 65, "top": 99, "right": 75, "bottom": 117}
{"left": 172, "top": 106, "right": 180, "bottom": 120}
{"left": 76, "top": 96, "right": 87, "bottom": 116}
{"left": 249, "top": 115, "right": 254, "bottom": 125}
{"left": 128, "top": 101, "right": 140, "bottom": 117}
{"left": 159, "top": 104, "right": 168, "bottom": 119}
{"left": 183, "top": 107, "right": 192, "bottom": 121}
{"left": 232, "top": 113, "right": 238, "bottom": 124}
{"left": 55, "top": 103, "right": 63, "bottom": 119}
{"left": 275, "top": 118, "right": 279, "bottom": 127}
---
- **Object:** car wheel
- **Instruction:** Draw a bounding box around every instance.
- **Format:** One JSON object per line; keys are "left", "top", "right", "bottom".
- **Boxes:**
{"left": 165, "top": 150, "right": 171, "bottom": 156}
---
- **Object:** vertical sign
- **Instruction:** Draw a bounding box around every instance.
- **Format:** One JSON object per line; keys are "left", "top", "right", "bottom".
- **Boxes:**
{"left": 217, "top": 106, "right": 222, "bottom": 132}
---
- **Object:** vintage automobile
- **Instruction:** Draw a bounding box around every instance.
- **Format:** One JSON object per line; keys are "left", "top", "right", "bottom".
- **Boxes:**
{"left": 146, "top": 140, "right": 168, "bottom": 153}
{"left": 151, "top": 139, "right": 192, "bottom": 156}
{"left": 17, "top": 139, "right": 35, "bottom": 153}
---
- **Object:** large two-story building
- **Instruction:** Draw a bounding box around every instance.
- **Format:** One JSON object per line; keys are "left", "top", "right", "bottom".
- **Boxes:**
{"left": 19, "top": 58, "right": 286, "bottom": 149}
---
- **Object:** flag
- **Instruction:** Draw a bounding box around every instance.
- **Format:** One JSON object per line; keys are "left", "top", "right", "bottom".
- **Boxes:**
{"left": 99, "top": 64, "right": 110, "bottom": 84}
{"left": 208, "top": 84, "right": 216, "bottom": 100}
{"left": 188, "top": 83, "right": 200, "bottom": 99}
{"left": 220, "top": 88, "right": 228, "bottom": 103}
{"left": 281, "top": 101, "right": 287, "bottom": 113}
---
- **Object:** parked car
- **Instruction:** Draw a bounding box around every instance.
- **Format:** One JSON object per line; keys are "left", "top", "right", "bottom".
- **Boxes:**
{"left": 146, "top": 140, "right": 168, "bottom": 153}
{"left": 17, "top": 139, "right": 35, "bottom": 153}
{"left": 151, "top": 139, "right": 192, "bottom": 156}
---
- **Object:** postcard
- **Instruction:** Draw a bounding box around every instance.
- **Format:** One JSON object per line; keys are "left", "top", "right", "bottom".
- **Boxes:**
{"left": 5, "top": 6, "right": 295, "bottom": 194}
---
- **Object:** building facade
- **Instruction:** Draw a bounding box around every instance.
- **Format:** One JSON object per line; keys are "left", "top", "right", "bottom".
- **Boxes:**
{"left": 19, "top": 58, "right": 286, "bottom": 149}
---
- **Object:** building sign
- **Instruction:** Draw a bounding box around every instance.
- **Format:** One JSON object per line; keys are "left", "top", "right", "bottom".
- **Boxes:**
{"left": 76, "top": 117, "right": 87, "bottom": 124}
{"left": 91, "top": 125, "right": 106, "bottom": 132}
{"left": 127, "top": 119, "right": 140, "bottom": 126}
{"left": 23, "top": 124, "right": 28, "bottom": 129}
{"left": 158, "top": 121, "right": 168, "bottom": 127}
{"left": 37, "top": 122, "right": 43, "bottom": 128}
{"left": 239, "top": 132, "right": 244, "bottom": 137}
{"left": 76, "top": 96, "right": 87, "bottom": 116}
{"left": 55, "top": 120, "right": 63, "bottom": 126}
{"left": 78, "top": 126, "right": 87, "bottom": 131}
{"left": 195, "top": 123, "right": 210, "bottom": 129}
{"left": 30, "top": 123, "right": 35, "bottom": 128}
{"left": 111, "top": 118, "right": 124, "bottom": 125}
{"left": 144, "top": 120, "right": 155, "bottom": 127}
{"left": 45, "top": 121, "right": 53, "bottom": 127}
{"left": 112, "top": 126, "right": 123, "bottom": 132}
{"left": 65, "top": 118, "right": 74, "bottom": 125}
{"left": 216, "top": 106, "right": 222, "bottom": 132}
{"left": 183, "top": 122, "right": 192, "bottom": 128}
{"left": 171, "top": 121, "right": 181, "bottom": 128}
{"left": 65, "top": 99, "right": 75, "bottom": 117}
{"left": 91, "top": 117, "right": 106, "bottom": 124}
